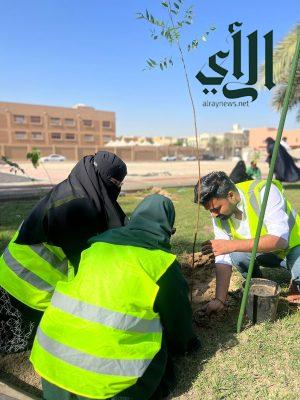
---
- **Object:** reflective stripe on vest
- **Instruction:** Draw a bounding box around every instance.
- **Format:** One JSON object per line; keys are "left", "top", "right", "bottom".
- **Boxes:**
{"left": 288, "top": 207, "right": 297, "bottom": 237}
{"left": 3, "top": 248, "right": 53, "bottom": 292}
{"left": 36, "top": 327, "right": 152, "bottom": 377}
{"left": 29, "top": 244, "right": 68, "bottom": 275}
{"left": 0, "top": 231, "right": 69, "bottom": 310}
{"left": 30, "top": 243, "right": 176, "bottom": 398}
{"left": 248, "top": 180, "right": 261, "bottom": 217}
{"left": 51, "top": 291, "right": 162, "bottom": 333}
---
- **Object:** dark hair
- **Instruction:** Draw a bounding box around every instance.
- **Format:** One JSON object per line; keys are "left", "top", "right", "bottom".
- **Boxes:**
{"left": 194, "top": 171, "right": 237, "bottom": 205}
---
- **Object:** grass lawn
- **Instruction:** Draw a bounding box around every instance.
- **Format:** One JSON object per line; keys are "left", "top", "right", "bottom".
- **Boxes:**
{"left": 0, "top": 185, "right": 299, "bottom": 399}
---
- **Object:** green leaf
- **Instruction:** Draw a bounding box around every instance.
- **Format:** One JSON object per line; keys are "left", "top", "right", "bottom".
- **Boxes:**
{"left": 171, "top": 9, "right": 177, "bottom": 14}
{"left": 146, "top": 10, "right": 149, "bottom": 20}
{"left": 161, "top": 1, "right": 169, "bottom": 7}
{"left": 174, "top": 2, "right": 180, "bottom": 9}
{"left": 210, "top": 25, "right": 216, "bottom": 30}
{"left": 160, "top": 62, "right": 164, "bottom": 70}
{"left": 149, "top": 58, "right": 157, "bottom": 65}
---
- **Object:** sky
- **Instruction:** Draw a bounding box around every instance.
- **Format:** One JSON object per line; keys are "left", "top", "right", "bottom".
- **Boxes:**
{"left": 0, "top": 0, "right": 299, "bottom": 137}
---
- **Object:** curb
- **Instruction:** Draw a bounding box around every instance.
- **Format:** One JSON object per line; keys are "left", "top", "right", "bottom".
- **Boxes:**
{"left": 0, "top": 182, "right": 195, "bottom": 202}
{"left": 0, "top": 380, "right": 40, "bottom": 400}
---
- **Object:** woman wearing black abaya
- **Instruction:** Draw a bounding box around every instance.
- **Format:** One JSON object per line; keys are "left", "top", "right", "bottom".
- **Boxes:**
{"left": 265, "top": 137, "right": 300, "bottom": 182}
{"left": 229, "top": 160, "right": 253, "bottom": 184}
{"left": 0, "top": 151, "right": 127, "bottom": 354}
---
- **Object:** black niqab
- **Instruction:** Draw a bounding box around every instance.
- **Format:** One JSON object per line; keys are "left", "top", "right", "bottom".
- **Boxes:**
{"left": 265, "top": 137, "right": 300, "bottom": 182}
{"left": 68, "top": 151, "right": 127, "bottom": 226}
{"left": 16, "top": 151, "right": 127, "bottom": 266}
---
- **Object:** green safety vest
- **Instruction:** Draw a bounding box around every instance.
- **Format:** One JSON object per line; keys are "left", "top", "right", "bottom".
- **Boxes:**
{"left": 0, "top": 230, "right": 70, "bottom": 311}
{"left": 30, "top": 242, "right": 176, "bottom": 399}
{"left": 215, "top": 180, "right": 300, "bottom": 259}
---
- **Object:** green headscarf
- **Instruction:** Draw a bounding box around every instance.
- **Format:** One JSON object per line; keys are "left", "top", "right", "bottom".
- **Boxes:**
{"left": 88, "top": 194, "right": 175, "bottom": 253}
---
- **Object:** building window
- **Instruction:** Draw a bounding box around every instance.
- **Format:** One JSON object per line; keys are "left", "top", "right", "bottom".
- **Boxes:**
{"left": 30, "top": 116, "right": 41, "bottom": 124}
{"left": 15, "top": 131, "right": 27, "bottom": 140}
{"left": 65, "top": 133, "right": 75, "bottom": 141}
{"left": 32, "top": 132, "right": 43, "bottom": 140}
{"left": 102, "top": 120, "right": 111, "bottom": 128}
{"left": 83, "top": 119, "right": 93, "bottom": 127}
{"left": 84, "top": 134, "right": 94, "bottom": 142}
{"left": 50, "top": 117, "right": 61, "bottom": 126}
{"left": 51, "top": 132, "right": 61, "bottom": 140}
{"left": 13, "top": 115, "right": 25, "bottom": 124}
{"left": 64, "top": 118, "right": 75, "bottom": 127}
{"left": 103, "top": 135, "right": 112, "bottom": 143}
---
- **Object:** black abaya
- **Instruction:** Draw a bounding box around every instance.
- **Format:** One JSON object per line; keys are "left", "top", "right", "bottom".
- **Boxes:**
{"left": 229, "top": 160, "right": 253, "bottom": 184}
{"left": 265, "top": 137, "right": 300, "bottom": 182}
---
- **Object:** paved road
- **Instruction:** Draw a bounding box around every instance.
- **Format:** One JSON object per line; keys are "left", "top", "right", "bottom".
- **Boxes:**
{"left": 0, "top": 160, "right": 271, "bottom": 188}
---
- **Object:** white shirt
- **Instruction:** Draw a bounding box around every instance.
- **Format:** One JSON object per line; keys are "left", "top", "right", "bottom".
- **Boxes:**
{"left": 213, "top": 184, "right": 289, "bottom": 265}
{"left": 280, "top": 140, "right": 291, "bottom": 152}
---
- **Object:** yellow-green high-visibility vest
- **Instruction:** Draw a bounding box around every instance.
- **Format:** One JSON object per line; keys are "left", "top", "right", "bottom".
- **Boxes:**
{"left": 215, "top": 180, "right": 300, "bottom": 258}
{"left": 30, "top": 242, "right": 176, "bottom": 399}
{"left": 0, "top": 230, "right": 69, "bottom": 311}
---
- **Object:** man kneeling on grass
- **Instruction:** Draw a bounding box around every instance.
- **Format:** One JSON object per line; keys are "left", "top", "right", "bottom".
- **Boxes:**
{"left": 194, "top": 171, "right": 300, "bottom": 314}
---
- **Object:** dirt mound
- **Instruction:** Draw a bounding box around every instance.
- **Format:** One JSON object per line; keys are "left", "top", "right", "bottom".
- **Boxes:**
{"left": 187, "top": 251, "right": 215, "bottom": 269}
{"left": 181, "top": 252, "right": 216, "bottom": 310}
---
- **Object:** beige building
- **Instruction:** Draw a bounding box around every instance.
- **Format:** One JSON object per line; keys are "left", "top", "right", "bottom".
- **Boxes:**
{"left": 0, "top": 101, "right": 116, "bottom": 160}
{"left": 224, "top": 124, "right": 249, "bottom": 156}
{"left": 185, "top": 133, "right": 223, "bottom": 148}
{"left": 249, "top": 127, "right": 300, "bottom": 150}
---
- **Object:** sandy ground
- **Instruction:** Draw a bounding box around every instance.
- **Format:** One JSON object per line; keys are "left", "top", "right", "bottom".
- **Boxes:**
{"left": 0, "top": 160, "right": 272, "bottom": 190}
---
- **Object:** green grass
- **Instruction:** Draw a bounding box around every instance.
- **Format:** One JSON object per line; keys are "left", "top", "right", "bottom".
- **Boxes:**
{"left": 0, "top": 186, "right": 300, "bottom": 399}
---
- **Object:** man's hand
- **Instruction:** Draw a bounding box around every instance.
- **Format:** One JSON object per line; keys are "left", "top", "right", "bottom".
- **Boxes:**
{"left": 202, "top": 298, "right": 226, "bottom": 316}
{"left": 201, "top": 240, "right": 234, "bottom": 257}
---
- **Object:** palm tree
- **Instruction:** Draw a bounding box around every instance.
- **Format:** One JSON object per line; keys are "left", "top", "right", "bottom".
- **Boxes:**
{"left": 259, "top": 25, "right": 300, "bottom": 121}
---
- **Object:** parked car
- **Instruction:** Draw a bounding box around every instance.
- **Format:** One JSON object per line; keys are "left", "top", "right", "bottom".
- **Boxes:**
{"left": 182, "top": 156, "right": 197, "bottom": 161}
{"left": 40, "top": 154, "right": 66, "bottom": 162}
{"left": 202, "top": 154, "right": 216, "bottom": 161}
{"left": 161, "top": 156, "right": 177, "bottom": 162}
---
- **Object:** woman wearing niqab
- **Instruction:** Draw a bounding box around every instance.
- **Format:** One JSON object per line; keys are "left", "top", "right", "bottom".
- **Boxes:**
{"left": 229, "top": 160, "right": 253, "bottom": 184}
{"left": 265, "top": 137, "right": 300, "bottom": 182}
{"left": 0, "top": 151, "right": 127, "bottom": 354}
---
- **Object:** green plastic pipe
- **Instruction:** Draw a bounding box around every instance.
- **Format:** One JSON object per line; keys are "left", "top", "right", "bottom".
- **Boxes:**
{"left": 237, "top": 32, "right": 300, "bottom": 333}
